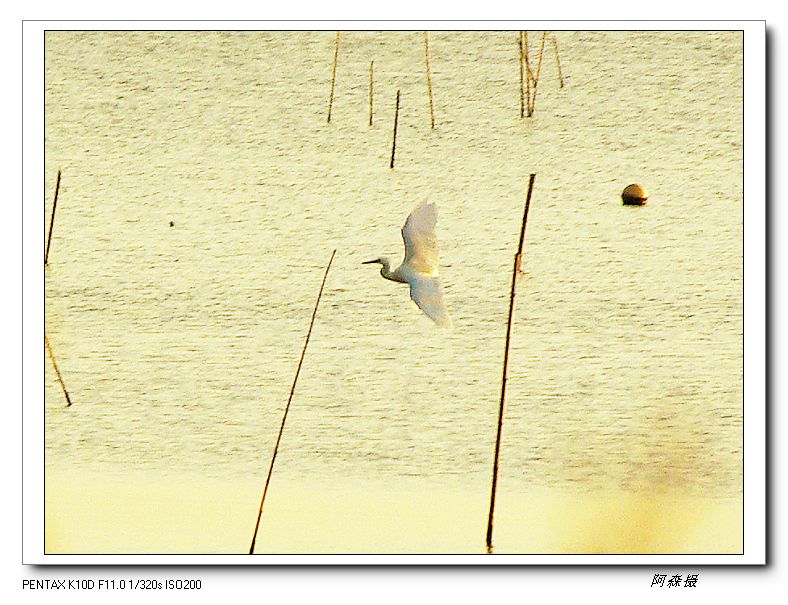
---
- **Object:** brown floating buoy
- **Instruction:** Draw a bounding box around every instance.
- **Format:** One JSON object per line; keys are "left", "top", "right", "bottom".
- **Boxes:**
{"left": 622, "top": 183, "right": 649, "bottom": 205}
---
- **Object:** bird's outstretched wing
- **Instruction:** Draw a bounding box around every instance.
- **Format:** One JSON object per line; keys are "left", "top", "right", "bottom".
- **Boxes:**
{"left": 401, "top": 200, "right": 439, "bottom": 275}
{"left": 409, "top": 274, "right": 451, "bottom": 327}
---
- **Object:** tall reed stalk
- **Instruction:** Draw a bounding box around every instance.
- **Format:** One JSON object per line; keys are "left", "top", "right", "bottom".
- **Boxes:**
{"left": 248, "top": 249, "right": 337, "bottom": 554}
{"left": 424, "top": 32, "right": 435, "bottom": 129}
{"left": 551, "top": 33, "right": 565, "bottom": 88}
{"left": 486, "top": 174, "right": 536, "bottom": 554}
{"left": 389, "top": 90, "right": 401, "bottom": 169}
{"left": 45, "top": 169, "right": 62, "bottom": 265}
{"left": 369, "top": 60, "right": 374, "bottom": 126}
{"left": 45, "top": 334, "right": 72, "bottom": 407}
{"left": 327, "top": 32, "right": 340, "bottom": 123}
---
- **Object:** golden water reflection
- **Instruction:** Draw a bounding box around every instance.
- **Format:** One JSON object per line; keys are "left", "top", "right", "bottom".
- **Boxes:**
{"left": 45, "top": 469, "right": 741, "bottom": 555}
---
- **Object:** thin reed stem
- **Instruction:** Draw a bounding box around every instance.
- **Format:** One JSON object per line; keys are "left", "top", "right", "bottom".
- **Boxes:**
{"left": 523, "top": 32, "right": 534, "bottom": 116}
{"left": 552, "top": 33, "right": 565, "bottom": 88}
{"left": 389, "top": 89, "right": 400, "bottom": 169}
{"left": 369, "top": 60, "right": 374, "bottom": 126}
{"left": 528, "top": 32, "right": 547, "bottom": 116}
{"left": 534, "top": 31, "right": 547, "bottom": 85}
{"left": 327, "top": 32, "right": 340, "bottom": 123}
{"left": 249, "top": 249, "right": 337, "bottom": 554}
{"left": 486, "top": 174, "right": 536, "bottom": 554}
{"left": 45, "top": 169, "right": 61, "bottom": 265}
{"left": 424, "top": 32, "right": 435, "bottom": 129}
{"left": 518, "top": 35, "right": 525, "bottom": 119}
{"left": 45, "top": 334, "right": 72, "bottom": 407}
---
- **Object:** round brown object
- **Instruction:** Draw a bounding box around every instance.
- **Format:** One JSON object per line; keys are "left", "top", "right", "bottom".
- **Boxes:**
{"left": 622, "top": 183, "right": 649, "bottom": 205}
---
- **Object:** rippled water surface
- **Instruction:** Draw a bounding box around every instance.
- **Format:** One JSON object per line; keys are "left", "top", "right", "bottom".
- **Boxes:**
{"left": 44, "top": 30, "right": 743, "bottom": 553}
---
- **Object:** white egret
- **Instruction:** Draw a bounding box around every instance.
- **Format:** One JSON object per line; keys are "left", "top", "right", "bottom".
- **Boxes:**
{"left": 363, "top": 200, "right": 451, "bottom": 327}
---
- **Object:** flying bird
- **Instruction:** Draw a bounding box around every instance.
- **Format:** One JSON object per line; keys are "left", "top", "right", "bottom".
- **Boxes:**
{"left": 363, "top": 200, "right": 451, "bottom": 327}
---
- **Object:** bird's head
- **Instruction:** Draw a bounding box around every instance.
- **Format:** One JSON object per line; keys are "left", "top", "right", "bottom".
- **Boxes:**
{"left": 362, "top": 256, "right": 393, "bottom": 277}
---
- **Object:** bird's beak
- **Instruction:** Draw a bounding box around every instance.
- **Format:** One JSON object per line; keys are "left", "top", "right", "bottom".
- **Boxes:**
{"left": 361, "top": 259, "right": 378, "bottom": 265}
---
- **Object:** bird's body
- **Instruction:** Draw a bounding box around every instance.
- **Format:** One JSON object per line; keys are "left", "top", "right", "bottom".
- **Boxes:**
{"left": 364, "top": 201, "right": 451, "bottom": 327}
